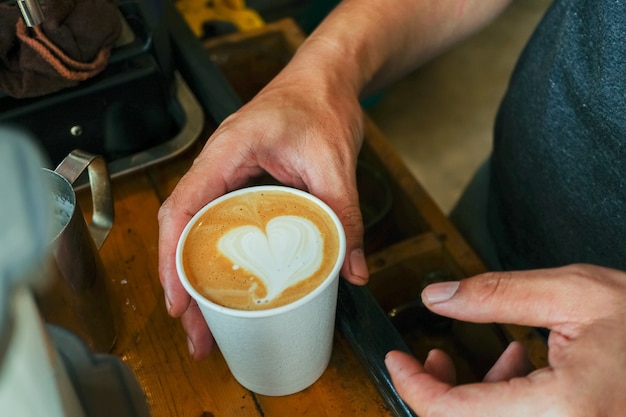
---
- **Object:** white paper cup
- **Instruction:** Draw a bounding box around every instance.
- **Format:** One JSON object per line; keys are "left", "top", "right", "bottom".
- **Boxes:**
{"left": 176, "top": 185, "right": 346, "bottom": 396}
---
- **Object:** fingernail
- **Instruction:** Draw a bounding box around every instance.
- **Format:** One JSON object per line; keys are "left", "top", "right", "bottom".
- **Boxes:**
{"left": 187, "top": 336, "right": 195, "bottom": 356}
{"left": 349, "top": 248, "right": 369, "bottom": 284}
{"left": 384, "top": 351, "right": 395, "bottom": 368}
{"left": 384, "top": 352, "right": 392, "bottom": 365}
{"left": 422, "top": 281, "right": 460, "bottom": 304}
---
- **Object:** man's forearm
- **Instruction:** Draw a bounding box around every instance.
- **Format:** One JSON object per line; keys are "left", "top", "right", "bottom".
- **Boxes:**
{"left": 287, "top": 0, "right": 513, "bottom": 98}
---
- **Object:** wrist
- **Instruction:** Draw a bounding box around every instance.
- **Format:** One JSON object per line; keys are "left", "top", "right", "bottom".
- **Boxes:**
{"left": 283, "top": 35, "right": 365, "bottom": 101}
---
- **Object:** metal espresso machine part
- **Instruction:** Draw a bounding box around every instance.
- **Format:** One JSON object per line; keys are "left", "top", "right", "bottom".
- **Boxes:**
{"left": 16, "top": 0, "right": 44, "bottom": 26}
{"left": 0, "top": 130, "right": 151, "bottom": 417}
{"left": 0, "top": 0, "right": 243, "bottom": 183}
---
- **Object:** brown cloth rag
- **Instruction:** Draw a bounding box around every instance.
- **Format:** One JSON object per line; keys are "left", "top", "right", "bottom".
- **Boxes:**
{"left": 0, "top": 0, "right": 121, "bottom": 98}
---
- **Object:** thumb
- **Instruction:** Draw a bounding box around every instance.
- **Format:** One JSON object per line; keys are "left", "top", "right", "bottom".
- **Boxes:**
{"left": 385, "top": 350, "right": 451, "bottom": 409}
{"left": 385, "top": 350, "right": 556, "bottom": 417}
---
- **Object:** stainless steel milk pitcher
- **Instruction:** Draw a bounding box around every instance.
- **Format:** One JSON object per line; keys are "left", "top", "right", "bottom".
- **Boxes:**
{"left": 38, "top": 150, "right": 117, "bottom": 352}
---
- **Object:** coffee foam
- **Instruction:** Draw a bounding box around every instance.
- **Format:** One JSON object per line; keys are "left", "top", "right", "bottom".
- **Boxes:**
{"left": 182, "top": 190, "right": 340, "bottom": 310}
{"left": 218, "top": 215, "right": 323, "bottom": 303}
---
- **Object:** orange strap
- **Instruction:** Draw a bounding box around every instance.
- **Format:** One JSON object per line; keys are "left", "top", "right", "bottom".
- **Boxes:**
{"left": 16, "top": 18, "right": 110, "bottom": 81}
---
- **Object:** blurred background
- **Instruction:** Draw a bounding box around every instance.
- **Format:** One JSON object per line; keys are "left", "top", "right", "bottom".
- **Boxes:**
{"left": 244, "top": 0, "right": 552, "bottom": 213}
{"left": 366, "top": 0, "right": 551, "bottom": 213}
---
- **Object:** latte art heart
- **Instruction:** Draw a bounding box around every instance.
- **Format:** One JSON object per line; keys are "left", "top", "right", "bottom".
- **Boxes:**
{"left": 218, "top": 215, "right": 324, "bottom": 303}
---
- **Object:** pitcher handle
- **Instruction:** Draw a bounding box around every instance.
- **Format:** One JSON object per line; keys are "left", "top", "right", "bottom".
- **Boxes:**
{"left": 55, "top": 150, "right": 114, "bottom": 249}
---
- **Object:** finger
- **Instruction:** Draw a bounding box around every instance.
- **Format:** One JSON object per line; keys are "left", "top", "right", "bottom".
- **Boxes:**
{"left": 420, "top": 265, "right": 623, "bottom": 330}
{"left": 483, "top": 341, "right": 533, "bottom": 382}
{"left": 157, "top": 149, "right": 240, "bottom": 317}
{"left": 157, "top": 193, "right": 204, "bottom": 317}
{"left": 158, "top": 197, "right": 192, "bottom": 317}
{"left": 386, "top": 350, "right": 558, "bottom": 416}
{"left": 180, "top": 300, "right": 215, "bottom": 360}
{"left": 423, "top": 349, "right": 456, "bottom": 385}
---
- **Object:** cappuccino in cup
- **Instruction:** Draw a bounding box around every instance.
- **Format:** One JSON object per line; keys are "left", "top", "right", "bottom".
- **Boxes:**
{"left": 181, "top": 188, "right": 341, "bottom": 310}
{"left": 176, "top": 185, "right": 346, "bottom": 396}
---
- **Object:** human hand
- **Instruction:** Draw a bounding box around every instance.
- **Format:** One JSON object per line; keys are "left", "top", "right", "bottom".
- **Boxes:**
{"left": 385, "top": 264, "right": 626, "bottom": 416}
{"left": 157, "top": 66, "right": 367, "bottom": 359}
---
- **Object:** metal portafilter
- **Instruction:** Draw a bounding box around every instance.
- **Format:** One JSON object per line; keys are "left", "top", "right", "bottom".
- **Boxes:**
{"left": 16, "top": 0, "right": 44, "bottom": 26}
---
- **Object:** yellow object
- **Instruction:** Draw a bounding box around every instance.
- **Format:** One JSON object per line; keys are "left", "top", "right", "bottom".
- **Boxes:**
{"left": 176, "top": 0, "right": 265, "bottom": 38}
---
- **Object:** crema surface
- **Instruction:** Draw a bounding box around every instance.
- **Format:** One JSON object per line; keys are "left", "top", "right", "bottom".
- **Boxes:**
{"left": 182, "top": 190, "right": 340, "bottom": 310}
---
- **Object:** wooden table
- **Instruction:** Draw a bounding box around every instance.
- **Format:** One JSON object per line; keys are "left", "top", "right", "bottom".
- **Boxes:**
{"left": 82, "top": 126, "right": 399, "bottom": 417}
{"left": 78, "top": 19, "right": 547, "bottom": 417}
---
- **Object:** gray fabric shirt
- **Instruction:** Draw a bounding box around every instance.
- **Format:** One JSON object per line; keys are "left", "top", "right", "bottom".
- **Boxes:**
{"left": 488, "top": 0, "right": 626, "bottom": 270}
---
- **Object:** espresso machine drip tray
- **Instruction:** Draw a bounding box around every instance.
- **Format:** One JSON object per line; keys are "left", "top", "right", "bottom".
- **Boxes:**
{"left": 102, "top": 70, "right": 204, "bottom": 180}
{"left": 0, "top": 0, "right": 242, "bottom": 181}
